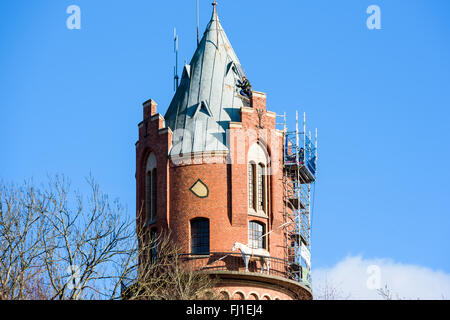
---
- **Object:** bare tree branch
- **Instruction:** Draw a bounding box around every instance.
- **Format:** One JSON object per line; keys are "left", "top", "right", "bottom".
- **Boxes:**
{"left": 1, "top": 175, "right": 218, "bottom": 300}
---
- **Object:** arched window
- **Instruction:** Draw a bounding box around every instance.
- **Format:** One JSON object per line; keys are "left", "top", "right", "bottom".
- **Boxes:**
{"left": 151, "top": 168, "right": 157, "bottom": 219}
{"left": 232, "top": 291, "right": 245, "bottom": 300}
{"left": 248, "top": 143, "right": 269, "bottom": 215}
{"left": 249, "top": 221, "right": 266, "bottom": 249}
{"left": 191, "top": 218, "right": 210, "bottom": 255}
{"left": 219, "top": 291, "right": 230, "bottom": 300}
{"left": 248, "top": 292, "right": 260, "bottom": 300}
{"left": 145, "top": 153, "right": 157, "bottom": 224}
{"left": 149, "top": 228, "right": 158, "bottom": 263}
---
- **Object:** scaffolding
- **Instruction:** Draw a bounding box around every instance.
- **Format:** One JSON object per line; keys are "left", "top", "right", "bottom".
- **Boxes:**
{"left": 277, "top": 111, "right": 317, "bottom": 289}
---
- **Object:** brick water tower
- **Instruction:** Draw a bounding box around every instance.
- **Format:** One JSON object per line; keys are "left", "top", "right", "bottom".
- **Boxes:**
{"left": 135, "top": 3, "right": 317, "bottom": 300}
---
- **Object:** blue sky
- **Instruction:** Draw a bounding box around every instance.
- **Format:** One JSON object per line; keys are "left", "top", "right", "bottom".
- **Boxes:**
{"left": 1, "top": 0, "right": 449, "bottom": 297}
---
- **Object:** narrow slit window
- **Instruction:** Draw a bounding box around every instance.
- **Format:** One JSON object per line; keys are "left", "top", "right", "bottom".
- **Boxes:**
{"left": 151, "top": 168, "right": 157, "bottom": 222}
{"left": 149, "top": 228, "right": 158, "bottom": 263}
{"left": 258, "top": 164, "right": 266, "bottom": 213}
{"left": 145, "top": 153, "right": 157, "bottom": 225}
{"left": 248, "top": 163, "right": 255, "bottom": 210}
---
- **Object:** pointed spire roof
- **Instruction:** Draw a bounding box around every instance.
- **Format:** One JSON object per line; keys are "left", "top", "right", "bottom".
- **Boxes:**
{"left": 165, "top": 3, "right": 248, "bottom": 156}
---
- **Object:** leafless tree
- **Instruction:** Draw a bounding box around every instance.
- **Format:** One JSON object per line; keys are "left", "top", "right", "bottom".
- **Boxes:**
{"left": 121, "top": 228, "right": 219, "bottom": 300}
{"left": 0, "top": 176, "right": 135, "bottom": 299}
{"left": 0, "top": 180, "right": 53, "bottom": 300}
{"left": 377, "top": 284, "right": 413, "bottom": 300}
{"left": 314, "top": 277, "right": 351, "bottom": 300}
{"left": 0, "top": 175, "right": 218, "bottom": 300}
{"left": 377, "top": 284, "right": 393, "bottom": 300}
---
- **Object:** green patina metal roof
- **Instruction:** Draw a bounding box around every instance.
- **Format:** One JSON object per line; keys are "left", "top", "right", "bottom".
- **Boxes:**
{"left": 165, "top": 5, "right": 247, "bottom": 156}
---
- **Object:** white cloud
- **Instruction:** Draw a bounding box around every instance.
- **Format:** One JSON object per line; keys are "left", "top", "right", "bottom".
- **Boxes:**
{"left": 312, "top": 256, "right": 450, "bottom": 300}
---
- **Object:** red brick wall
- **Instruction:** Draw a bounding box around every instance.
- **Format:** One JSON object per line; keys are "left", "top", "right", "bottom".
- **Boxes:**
{"left": 135, "top": 101, "right": 171, "bottom": 234}
{"left": 168, "top": 162, "right": 236, "bottom": 253}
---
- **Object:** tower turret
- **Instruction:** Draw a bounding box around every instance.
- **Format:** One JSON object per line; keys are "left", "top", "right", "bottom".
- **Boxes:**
{"left": 135, "top": 3, "right": 315, "bottom": 300}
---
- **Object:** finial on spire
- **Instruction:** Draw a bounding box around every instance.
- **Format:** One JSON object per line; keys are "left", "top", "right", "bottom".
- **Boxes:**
{"left": 212, "top": 0, "right": 218, "bottom": 16}
{"left": 211, "top": 0, "right": 219, "bottom": 49}
{"left": 197, "top": 0, "right": 200, "bottom": 46}
{"left": 174, "top": 28, "right": 179, "bottom": 91}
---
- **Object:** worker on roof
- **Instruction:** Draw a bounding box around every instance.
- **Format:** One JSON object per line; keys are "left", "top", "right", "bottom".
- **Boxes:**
{"left": 299, "top": 147, "right": 305, "bottom": 164}
{"left": 237, "top": 76, "right": 252, "bottom": 99}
